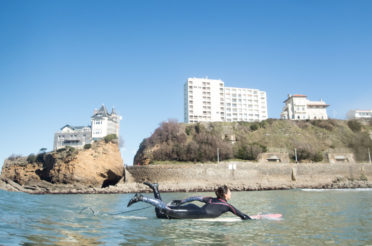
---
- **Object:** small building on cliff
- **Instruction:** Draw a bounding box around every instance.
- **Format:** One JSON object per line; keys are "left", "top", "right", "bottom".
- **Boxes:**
{"left": 53, "top": 105, "right": 122, "bottom": 150}
{"left": 281, "top": 94, "right": 329, "bottom": 120}
{"left": 347, "top": 110, "right": 372, "bottom": 120}
{"left": 54, "top": 125, "right": 92, "bottom": 150}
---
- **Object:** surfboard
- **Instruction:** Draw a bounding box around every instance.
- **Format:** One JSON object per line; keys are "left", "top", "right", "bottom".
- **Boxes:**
{"left": 197, "top": 214, "right": 282, "bottom": 222}
{"left": 249, "top": 213, "right": 282, "bottom": 220}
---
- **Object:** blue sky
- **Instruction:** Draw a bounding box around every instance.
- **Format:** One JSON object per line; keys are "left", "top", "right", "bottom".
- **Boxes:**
{"left": 1, "top": 0, "right": 371, "bottom": 167}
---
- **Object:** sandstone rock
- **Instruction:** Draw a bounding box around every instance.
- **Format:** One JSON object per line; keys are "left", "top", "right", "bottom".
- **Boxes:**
{"left": 1, "top": 141, "right": 124, "bottom": 192}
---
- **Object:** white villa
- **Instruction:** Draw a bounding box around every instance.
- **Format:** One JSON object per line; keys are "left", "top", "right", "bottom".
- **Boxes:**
{"left": 184, "top": 77, "right": 268, "bottom": 123}
{"left": 347, "top": 110, "right": 372, "bottom": 120}
{"left": 91, "top": 105, "right": 122, "bottom": 140}
{"left": 281, "top": 94, "right": 329, "bottom": 120}
{"left": 53, "top": 105, "right": 122, "bottom": 150}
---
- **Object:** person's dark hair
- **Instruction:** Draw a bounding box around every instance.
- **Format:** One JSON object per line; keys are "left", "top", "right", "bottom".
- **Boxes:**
{"left": 215, "top": 185, "right": 229, "bottom": 199}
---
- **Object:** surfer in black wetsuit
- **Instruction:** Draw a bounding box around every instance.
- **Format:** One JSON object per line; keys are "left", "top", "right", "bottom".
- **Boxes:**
{"left": 127, "top": 183, "right": 251, "bottom": 220}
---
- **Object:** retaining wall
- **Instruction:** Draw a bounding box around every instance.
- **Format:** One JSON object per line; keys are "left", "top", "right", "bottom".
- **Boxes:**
{"left": 126, "top": 162, "right": 372, "bottom": 191}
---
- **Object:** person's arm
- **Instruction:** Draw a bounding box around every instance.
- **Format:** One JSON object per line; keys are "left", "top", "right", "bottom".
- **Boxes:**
{"left": 170, "top": 196, "right": 211, "bottom": 206}
{"left": 228, "top": 204, "right": 251, "bottom": 220}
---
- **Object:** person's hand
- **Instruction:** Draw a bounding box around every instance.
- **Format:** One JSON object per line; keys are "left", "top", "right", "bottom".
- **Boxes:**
{"left": 170, "top": 200, "right": 182, "bottom": 206}
{"left": 242, "top": 214, "right": 252, "bottom": 220}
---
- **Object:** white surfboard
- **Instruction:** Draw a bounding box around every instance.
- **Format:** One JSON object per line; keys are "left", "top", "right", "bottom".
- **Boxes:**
{"left": 197, "top": 214, "right": 282, "bottom": 222}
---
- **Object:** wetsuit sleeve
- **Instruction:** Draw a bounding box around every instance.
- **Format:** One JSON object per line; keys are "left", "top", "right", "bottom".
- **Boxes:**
{"left": 229, "top": 204, "right": 251, "bottom": 220}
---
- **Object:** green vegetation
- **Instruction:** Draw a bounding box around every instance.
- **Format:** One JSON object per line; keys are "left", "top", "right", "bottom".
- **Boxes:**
{"left": 347, "top": 120, "right": 362, "bottom": 132}
{"left": 250, "top": 123, "right": 259, "bottom": 131}
{"left": 7, "top": 154, "right": 22, "bottom": 161}
{"left": 235, "top": 141, "right": 267, "bottom": 160}
{"left": 27, "top": 154, "right": 36, "bottom": 163}
{"left": 104, "top": 134, "right": 118, "bottom": 143}
{"left": 134, "top": 119, "right": 372, "bottom": 165}
{"left": 84, "top": 144, "right": 92, "bottom": 149}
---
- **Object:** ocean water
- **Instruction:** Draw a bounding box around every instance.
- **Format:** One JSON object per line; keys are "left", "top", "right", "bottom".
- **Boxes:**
{"left": 0, "top": 188, "right": 371, "bottom": 245}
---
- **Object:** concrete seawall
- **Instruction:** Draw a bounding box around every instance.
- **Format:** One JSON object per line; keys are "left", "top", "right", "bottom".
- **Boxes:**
{"left": 126, "top": 162, "right": 372, "bottom": 191}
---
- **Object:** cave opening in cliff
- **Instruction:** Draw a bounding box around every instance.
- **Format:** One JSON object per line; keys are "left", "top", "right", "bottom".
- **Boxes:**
{"left": 101, "top": 170, "right": 122, "bottom": 188}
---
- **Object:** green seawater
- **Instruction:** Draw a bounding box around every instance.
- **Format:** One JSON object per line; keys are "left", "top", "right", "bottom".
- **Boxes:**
{"left": 0, "top": 189, "right": 371, "bottom": 245}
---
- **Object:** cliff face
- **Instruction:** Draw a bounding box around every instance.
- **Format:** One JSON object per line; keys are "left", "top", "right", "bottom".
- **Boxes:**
{"left": 1, "top": 141, "right": 124, "bottom": 189}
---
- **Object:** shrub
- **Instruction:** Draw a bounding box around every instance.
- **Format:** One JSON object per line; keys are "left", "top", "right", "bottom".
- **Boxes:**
{"left": 311, "top": 120, "right": 335, "bottom": 131}
{"left": 250, "top": 123, "right": 259, "bottom": 131}
{"left": 66, "top": 146, "right": 76, "bottom": 152}
{"left": 39, "top": 148, "right": 47, "bottom": 153}
{"left": 259, "top": 121, "right": 267, "bottom": 129}
{"left": 104, "top": 134, "right": 118, "bottom": 143}
{"left": 311, "top": 152, "right": 323, "bottom": 162}
{"left": 27, "top": 154, "right": 36, "bottom": 163}
{"left": 265, "top": 118, "right": 276, "bottom": 125}
{"left": 150, "top": 121, "right": 186, "bottom": 145}
{"left": 84, "top": 144, "right": 92, "bottom": 149}
{"left": 292, "top": 147, "right": 311, "bottom": 162}
{"left": 360, "top": 173, "right": 368, "bottom": 181}
{"left": 235, "top": 143, "right": 267, "bottom": 160}
{"left": 347, "top": 120, "right": 362, "bottom": 132}
{"left": 291, "top": 144, "right": 323, "bottom": 162}
{"left": 7, "top": 154, "right": 22, "bottom": 161}
{"left": 36, "top": 153, "right": 45, "bottom": 163}
{"left": 185, "top": 126, "right": 193, "bottom": 135}
{"left": 348, "top": 132, "right": 372, "bottom": 161}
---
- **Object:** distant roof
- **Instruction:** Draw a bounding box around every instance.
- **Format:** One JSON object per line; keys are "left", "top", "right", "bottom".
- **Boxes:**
{"left": 351, "top": 109, "right": 372, "bottom": 112}
{"left": 92, "top": 105, "right": 110, "bottom": 118}
{"left": 335, "top": 155, "right": 346, "bottom": 160}
{"left": 267, "top": 155, "right": 280, "bottom": 160}
{"left": 283, "top": 94, "right": 307, "bottom": 103}
{"left": 307, "top": 101, "right": 330, "bottom": 107}
{"left": 60, "top": 125, "right": 91, "bottom": 130}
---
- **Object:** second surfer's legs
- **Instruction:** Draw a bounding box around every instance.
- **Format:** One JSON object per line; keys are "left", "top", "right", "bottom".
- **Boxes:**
{"left": 143, "top": 182, "right": 168, "bottom": 219}
{"left": 144, "top": 182, "right": 162, "bottom": 200}
{"left": 127, "top": 193, "right": 206, "bottom": 219}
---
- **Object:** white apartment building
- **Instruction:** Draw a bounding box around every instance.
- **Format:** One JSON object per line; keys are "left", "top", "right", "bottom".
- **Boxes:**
{"left": 281, "top": 94, "right": 329, "bottom": 120}
{"left": 347, "top": 110, "right": 372, "bottom": 120}
{"left": 184, "top": 77, "right": 268, "bottom": 123}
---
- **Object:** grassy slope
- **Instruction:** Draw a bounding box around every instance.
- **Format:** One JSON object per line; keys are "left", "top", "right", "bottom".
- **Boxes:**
{"left": 135, "top": 119, "right": 372, "bottom": 164}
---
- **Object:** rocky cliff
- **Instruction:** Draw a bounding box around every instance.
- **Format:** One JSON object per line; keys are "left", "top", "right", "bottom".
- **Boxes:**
{"left": 1, "top": 141, "right": 125, "bottom": 193}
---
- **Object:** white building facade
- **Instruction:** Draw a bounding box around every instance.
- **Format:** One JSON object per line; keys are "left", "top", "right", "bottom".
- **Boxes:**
{"left": 184, "top": 77, "right": 268, "bottom": 123}
{"left": 347, "top": 110, "right": 372, "bottom": 120}
{"left": 91, "top": 105, "right": 122, "bottom": 140}
{"left": 54, "top": 125, "right": 92, "bottom": 150}
{"left": 281, "top": 94, "right": 329, "bottom": 120}
{"left": 53, "top": 105, "right": 122, "bottom": 150}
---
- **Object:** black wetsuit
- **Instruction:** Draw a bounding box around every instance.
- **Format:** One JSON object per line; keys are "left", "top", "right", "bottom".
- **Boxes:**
{"left": 145, "top": 196, "right": 251, "bottom": 220}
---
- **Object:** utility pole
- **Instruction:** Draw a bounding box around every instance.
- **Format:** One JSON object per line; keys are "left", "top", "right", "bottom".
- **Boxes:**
{"left": 217, "top": 148, "right": 220, "bottom": 164}
{"left": 368, "top": 148, "right": 371, "bottom": 164}
{"left": 294, "top": 148, "right": 298, "bottom": 163}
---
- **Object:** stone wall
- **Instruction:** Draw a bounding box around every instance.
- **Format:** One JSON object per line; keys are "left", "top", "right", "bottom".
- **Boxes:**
{"left": 126, "top": 162, "right": 372, "bottom": 191}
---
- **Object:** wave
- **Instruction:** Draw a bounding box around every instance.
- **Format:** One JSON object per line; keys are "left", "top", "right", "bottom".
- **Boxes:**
{"left": 301, "top": 188, "right": 372, "bottom": 192}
